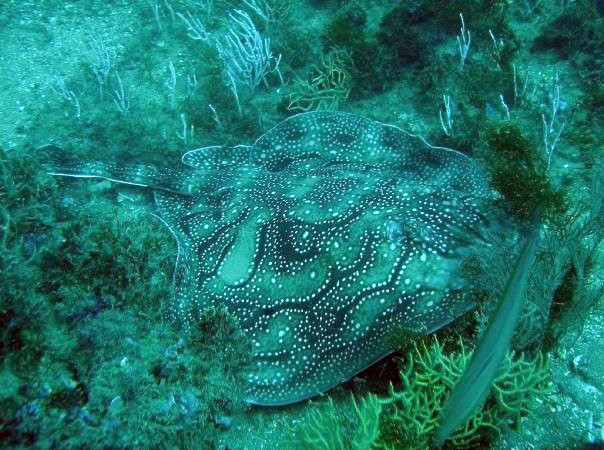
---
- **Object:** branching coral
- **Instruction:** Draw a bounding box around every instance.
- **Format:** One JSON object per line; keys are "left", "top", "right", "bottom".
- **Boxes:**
{"left": 287, "top": 49, "right": 352, "bottom": 112}
{"left": 377, "top": 338, "right": 551, "bottom": 449}
{"left": 282, "top": 338, "right": 550, "bottom": 450}
{"left": 284, "top": 395, "right": 382, "bottom": 450}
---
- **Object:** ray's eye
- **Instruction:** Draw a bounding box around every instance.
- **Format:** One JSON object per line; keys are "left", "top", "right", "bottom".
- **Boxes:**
{"left": 387, "top": 217, "right": 435, "bottom": 248}
{"left": 403, "top": 217, "right": 434, "bottom": 244}
{"left": 386, "top": 219, "right": 404, "bottom": 244}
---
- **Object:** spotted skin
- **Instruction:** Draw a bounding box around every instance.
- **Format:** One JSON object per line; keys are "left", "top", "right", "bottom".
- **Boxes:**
{"left": 43, "top": 112, "right": 494, "bottom": 406}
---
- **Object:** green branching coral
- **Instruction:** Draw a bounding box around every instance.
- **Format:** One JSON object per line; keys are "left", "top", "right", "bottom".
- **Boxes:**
{"left": 283, "top": 338, "right": 551, "bottom": 450}
{"left": 284, "top": 395, "right": 382, "bottom": 450}
{"left": 287, "top": 49, "right": 353, "bottom": 112}
{"left": 377, "top": 339, "right": 551, "bottom": 449}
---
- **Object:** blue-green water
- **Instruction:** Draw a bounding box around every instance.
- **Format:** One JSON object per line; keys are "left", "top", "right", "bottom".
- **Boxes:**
{"left": 0, "top": 1, "right": 602, "bottom": 449}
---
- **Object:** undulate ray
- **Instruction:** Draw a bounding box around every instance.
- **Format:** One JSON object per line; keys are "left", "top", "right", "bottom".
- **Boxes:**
{"left": 43, "top": 112, "right": 495, "bottom": 406}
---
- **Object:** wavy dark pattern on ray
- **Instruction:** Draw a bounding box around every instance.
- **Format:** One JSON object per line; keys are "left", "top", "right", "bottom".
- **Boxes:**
{"left": 150, "top": 112, "right": 493, "bottom": 406}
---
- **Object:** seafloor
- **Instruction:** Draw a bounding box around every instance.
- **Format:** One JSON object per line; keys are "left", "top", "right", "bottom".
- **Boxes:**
{"left": 0, "top": 1, "right": 602, "bottom": 449}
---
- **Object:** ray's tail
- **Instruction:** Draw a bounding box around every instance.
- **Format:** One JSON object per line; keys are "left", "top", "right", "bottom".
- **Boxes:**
{"left": 37, "top": 144, "right": 195, "bottom": 194}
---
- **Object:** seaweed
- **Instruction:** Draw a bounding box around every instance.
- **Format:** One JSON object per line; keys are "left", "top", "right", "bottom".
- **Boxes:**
{"left": 322, "top": 3, "right": 385, "bottom": 96}
{"left": 532, "top": 2, "right": 604, "bottom": 63}
{"left": 378, "top": 3, "right": 434, "bottom": 73}
{"left": 483, "top": 123, "right": 567, "bottom": 222}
